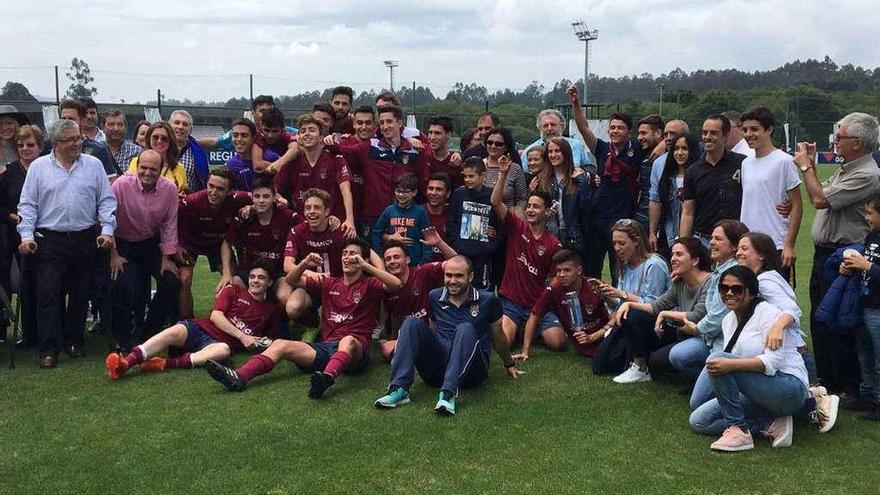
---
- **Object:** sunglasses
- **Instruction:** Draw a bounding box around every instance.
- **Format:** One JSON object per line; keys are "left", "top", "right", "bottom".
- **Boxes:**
{"left": 151, "top": 134, "right": 170, "bottom": 142}
{"left": 718, "top": 283, "right": 746, "bottom": 296}
{"left": 614, "top": 218, "right": 635, "bottom": 228}
{"left": 17, "top": 142, "right": 38, "bottom": 149}
{"left": 485, "top": 140, "right": 506, "bottom": 148}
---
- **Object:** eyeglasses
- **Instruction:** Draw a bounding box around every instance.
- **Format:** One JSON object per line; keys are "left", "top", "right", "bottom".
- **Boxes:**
{"left": 833, "top": 134, "right": 859, "bottom": 144}
{"left": 151, "top": 134, "right": 170, "bottom": 142}
{"left": 56, "top": 136, "right": 82, "bottom": 144}
{"left": 485, "top": 140, "right": 506, "bottom": 148}
{"left": 718, "top": 283, "right": 745, "bottom": 296}
{"left": 17, "top": 142, "right": 38, "bottom": 149}
{"left": 394, "top": 188, "right": 416, "bottom": 194}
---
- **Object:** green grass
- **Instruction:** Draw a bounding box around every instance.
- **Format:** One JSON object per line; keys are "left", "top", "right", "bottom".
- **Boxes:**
{"left": 2, "top": 165, "right": 879, "bottom": 494}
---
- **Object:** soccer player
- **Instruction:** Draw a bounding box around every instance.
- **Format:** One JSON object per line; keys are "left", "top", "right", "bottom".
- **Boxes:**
{"left": 226, "top": 118, "right": 279, "bottom": 191}
{"left": 373, "top": 255, "right": 522, "bottom": 414}
{"left": 490, "top": 155, "right": 563, "bottom": 346}
{"left": 330, "top": 86, "right": 355, "bottom": 134}
{"left": 372, "top": 173, "right": 432, "bottom": 266}
{"left": 426, "top": 116, "right": 462, "bottom": 189}
{"left": 218, "top": 176, "right": 301, "bottom": 292}
{"left": 105, "top": 261, "right": 281, "bottom": 379}
{"left": 515, "top": 249, "right": 610, "bottom": 360}
{"left": 424, "top": 173, "right": 452, "bottom": 261}
{"left": 379, "top": 228, "right": 457, "bottom": 360}
{"left": 253, "top": 106, "right": 299, "bottom": 175}
{"left": 205, "top": 238, "right": 402, "bottom": 398}
{"left": 311, "top": 102, "right": 336, "bottom": 135}
{"left": 273, "top": 113, "right": 355, "bottom": 236}
{"left": 177, "top": 166, "right": 252, "bottom": 318}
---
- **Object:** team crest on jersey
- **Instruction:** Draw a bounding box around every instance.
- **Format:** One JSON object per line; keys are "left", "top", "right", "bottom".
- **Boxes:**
{"left": 586, "top": 306, "right": 594, "bottom": 315}
{"left": 470, "top": 304, "right": 479, "bottom": 317}
{"left": 412, "top": 286, "right": 420, "bottom": 296}
{"left": 401, "top": 153, "right": 410, "bottom": 165}
{"left": 537, "top": 245, "right": 546, "bottom": 256}
{"left": 353, "top": 290, "right": 362, "bottom": 304}
{"left": 319, "top": 169, "right": 327, "bottom": 180}
{"left": 627, "top": 149, "right": 634, "bottom": 157}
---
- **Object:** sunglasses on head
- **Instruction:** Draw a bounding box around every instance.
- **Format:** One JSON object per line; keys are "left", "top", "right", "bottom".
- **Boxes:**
{"left": 485, "top": 140, "right": 505, "bottom": 148}
{"left": 718, "top": 283, "right": 746, "bottom": 296}
{"left": 614, "top": 218, "right": 635, "bottom": 228}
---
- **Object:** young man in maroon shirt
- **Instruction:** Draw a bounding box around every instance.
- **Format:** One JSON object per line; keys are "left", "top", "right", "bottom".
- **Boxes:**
{"left": 426, "top": 116, "right": 462, "bottom": 189}
{"left": 329, "top": 105, "right": 430, "bottom": 228}
{"left": 253, "top": 107, "right": 298, "bottom": 175}
{"left": 379, "top": 228, "right": 457, "bottom": 360}
{"left": 105, "top": 261, "right": 281, "bottom": 379}
{"left": 491, "top": 156, "right": 564, "bottom": 346}
{"left": 177, "top": 167, "right": 252, "bottom": 318}
{"left": 515, "top": 250, "right": 610, "bottom": 360}
{"left": 273, "top": 114, "right": 355, "bottom": 236}
{"left": 330, "top": 86, "right": 355, "bottom": 135}
{"left": 334, "top": 105, "right": 376, "bottom": 237}
{"left": 424, "top": 173, "right": 452, "bottom": 261}
{"left": 206, "top": 238, "right": 401, "bottom": 398}
{"left": 218, "top": 176, "right": 302, "bottom": 292}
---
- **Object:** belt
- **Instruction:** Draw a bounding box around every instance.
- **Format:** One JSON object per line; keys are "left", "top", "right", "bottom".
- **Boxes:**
{"left": 36, "top": 227, "right": 96, "bottom": 239}
{"left": 814, "top": 242, "right": 847, "bottom": 251}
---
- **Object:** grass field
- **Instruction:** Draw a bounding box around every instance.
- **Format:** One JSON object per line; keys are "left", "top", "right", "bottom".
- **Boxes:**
{"left": 2, "top": 166, "right": 880, "bottom": 494}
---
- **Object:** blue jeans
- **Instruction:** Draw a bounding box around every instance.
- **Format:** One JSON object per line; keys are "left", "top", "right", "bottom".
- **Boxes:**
{"left": 858, "top": 308, "right": 880, "bottom": 404}
{"left": 669, "top": 336, "right": 710, "bottom": 380}
{"left": 689, "top": 352, "right": 808, "bottom": 436}
{"left": 389, "top": 317, "right": 488, "bottom": 394}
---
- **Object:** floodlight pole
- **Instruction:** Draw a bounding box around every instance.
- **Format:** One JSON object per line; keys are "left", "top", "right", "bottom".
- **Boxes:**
{"left": 571, "top": 21, "right": 599, "bottom": 109}
{"left": 384, "top": 60, "right": 399, "bottom": 93}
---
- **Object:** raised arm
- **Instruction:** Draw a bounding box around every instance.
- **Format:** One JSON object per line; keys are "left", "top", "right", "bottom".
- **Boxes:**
{"left": 490, "top": 155, "right": 511, "bottom": 221}
{"left": 567, "top": 86, "right": 597, "bottom": 153}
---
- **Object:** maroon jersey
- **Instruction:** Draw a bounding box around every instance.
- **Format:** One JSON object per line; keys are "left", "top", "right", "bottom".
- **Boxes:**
{"left": 283, "top": 223, "right": 348, "bottom": 276}
{"left": 532, "top": 277, "right": 609, "bottom": 357}
{"left": 332, "top": 115, "right": 355, "bottom": 135}
{"left": 194, "top": 285, "right": 280, "bottom": 351}
{"left": 306, "top": 275, "right": 385, "bottom": 348}
{"left": 255, "top": 129, "right": 296, "bottom": 156}
{"left": 178, "top": 190, "right": 252, "bottom": 255}
{"left": 384, "top": 262, "right": 445, "bottom": 321}
{"left": 339, "top": 136, "right": 365, "bottom": 223}
{"left": 498, "top": 214, "right": 561, "bottom": 308}
{"left": 427, "top": 209, "right": 448, "bottom": 262}
{"left": 225, "top": 209, "right": 302, "bottom": 276}
{"left": 427, "top": 152, "right": 462, "bottom": 189}
{"left": 273, "top": 148, "right": 352, "bottom": 219}
{"left": 336, "top": 136, "right": 430, "bottom": 222}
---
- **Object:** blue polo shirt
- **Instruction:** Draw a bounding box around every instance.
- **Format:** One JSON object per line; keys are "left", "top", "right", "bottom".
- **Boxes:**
{"left": 592, "top": 138, "right": 646, "bottom": 219}
{"left": 428, "top": 286, "right": 503, "bottom": 358}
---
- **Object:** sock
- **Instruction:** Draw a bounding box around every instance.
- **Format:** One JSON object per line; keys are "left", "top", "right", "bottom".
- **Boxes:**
{"left": 237, "top": 354, "right": 275, "bottom": 383}
{"left": 124, "top": 347, "right": 145, "bottom": 367}
{"left": 166, "top": 352, "right": 192, "bottom": 369}
{"left": 323, "top": 351, "right": 351, "bottom": 378}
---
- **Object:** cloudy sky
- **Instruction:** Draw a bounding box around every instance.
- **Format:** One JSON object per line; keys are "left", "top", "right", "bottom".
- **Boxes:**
{"left": 2, "top": 0, "right": 877, "bottom": 103}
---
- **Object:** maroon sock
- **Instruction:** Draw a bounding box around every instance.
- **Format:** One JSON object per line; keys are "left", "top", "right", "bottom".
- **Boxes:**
{"left": 166, "top": 352, "right": 192, "bottom": 369}
{"left": 124, "top": 347, "right": 145, "bottom": 367}
{"left": 237, "top": 355, "right": 276, "bottom": 383}
{"left": 324, "top": 351, "right": 351, "bottom": 378}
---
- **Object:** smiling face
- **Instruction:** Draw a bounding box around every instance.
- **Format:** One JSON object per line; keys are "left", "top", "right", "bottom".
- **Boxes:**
{"left": 701, "top": 118, "right": 725, "bottom": 154}
{"left": 383, "top": 246, "right": 409, "bottom": 278}
{"left": 135, "top": 123, "right": 149, "bottom": 148}
{"left": 427, "top": 124, "right": 450, "bottom": 152}
{"left": 527, "top": 148, "right": 545, "bottom": 175}
{"left": 103, "top": 114, "right": 126, "bottom": 144}
{"left": 341, "top": 243, "right": 365, "bottom": 275}
{"left": 742, "top": 119, "right": 772, "bottom": 151}
{"left": 149, "top": 127, "right": 171, "bottom": 155}
{"left": 547, "top": 141, "right": 564, "bottom": 168}
{"left": 485, "top": 132, "right": 506, "bottom": 159}
{"left": 0, "top": 116, "right": 20, "bottom": 141}
{"left": 353, "top": 111, "right": 375, "bottom": 141}
{"left": 54, "top": 126, "right": 82, "bottom": 163}
{"left": 461, "top": 167, "right": 484, "bottom": 190}
{"left": 866, "top": 201, "right": 880, "bottom": 231}
{"left": 719, "top": 273, "right": 750, "bottom": 311}
{"left": 251, "top": 186, "right": 274, "bottom": 215}
{"left": 231, "top": 124, "right": 254, "bottom": 154}
{"left": 663, "top": 120, "right": 687, "bottom": 148}
{"left": 378, "top": 111, "right": 402, "bottom": 142}
{"left": 297, "top": 122, "right": 322, "bottom": 150}
{"left": 670, "top": 242, "right": 697, "bottom": 278}
{"left": 331, "top": 94, "right": 352, "bottom": 120}
{"left": 425, "top": 179, "right": 449, "bottom": 208}
{"left": 16, "top": 134, "right": 40, "bottom": 163}
{"left": 524, "top": 194, "right": 549, "bottom": 226}
{"left": 136, "top": 151, "right": 162, "bottom": 190}
{"left": 170, "top": 114, "right": 192, "bottom": 145}
{"left": 539, "top": 114, "right": 563, "bottom": 140}
{"left": 612, "top": 230, "right": 638, "bottom": 264}
{"left": 736, "top": 237, "right": 763, "bottom": 272}
{"left": 608, "top": 119, "right": 630, "bottom": 147}
{"left": 443, "top": 257, "right": 472, "bottom": 296}
{"left": 303, "top": 196, "right": 330, "bottom": 229}
{"left": 672, "top": 136, "right": 690, "bottom": 166}
{"left": 637, "top": 123, "right": 661, "bottom": 151}
{"left": 709, "top": 226, "right": 736, "bottom": 263}
{"left": 247, "top": 267, "right": 271, "bottom": 297}
{"left": 394, "top": 184, "right": 416, "bottom": 208}
{"left": 206, "top": 174, "right": 231, "bottom": 207}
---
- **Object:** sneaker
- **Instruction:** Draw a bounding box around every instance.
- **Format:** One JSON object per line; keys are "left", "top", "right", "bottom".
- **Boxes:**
{"left": 308, "top": 372, "right": 335, "bottom": 399}
{"left": 139, "top": 357, "right": 166, "bottom": 373}
{"left": 104, "top": 352, "right": 129, "bottom": 380}
{"left": 808, "top": 385, "right": 827, "bottom": 398}
{"left": 612, "top": 362, "right": 652, "bottom": 384}
{"left": 205, "top": 359, "right": 247, "bottom": 392}
{"left": 858, "top": 406, "right": 880, "bottom": 422}
{"left": 375, "top": 387, "right": 411, "bottom": 409}
{"left": 814, "top": 394, "right": 840, "bottom": 433}
{"left": 434, "top": 391, "right": 457, "bottom": 416}
{"left": 840, "top": 393, "right": 875, "bottom": 412}
{"left": 710, "top": 426, "right": 754, "bottom": 452}
{"left": 763, "top": 416, "right": 793, "bottom": 448}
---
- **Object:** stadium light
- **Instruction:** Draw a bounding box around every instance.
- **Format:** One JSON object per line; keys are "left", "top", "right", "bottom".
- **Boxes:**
{"left": 383, "top": 60, "right": 399, "bottom": 93}
{"left": 571, "top": 21, "right": 598, "bottom": 107}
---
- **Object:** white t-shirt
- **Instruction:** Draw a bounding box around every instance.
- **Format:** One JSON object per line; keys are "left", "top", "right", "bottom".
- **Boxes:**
{"left": 740, "top": 149, "right": 801, "bottom": 248}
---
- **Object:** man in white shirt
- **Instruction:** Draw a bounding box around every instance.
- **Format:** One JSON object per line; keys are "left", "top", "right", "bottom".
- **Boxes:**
{"left": 738, "top": 106, "right": 803, "bottom": 282}
{"left": 722, "top": 111, "right": 753, "bottom": 157}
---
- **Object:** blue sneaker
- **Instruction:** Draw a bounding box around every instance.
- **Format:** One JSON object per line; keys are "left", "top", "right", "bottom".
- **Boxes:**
{"left": 375, "top": 387, "right": 411, "bottom": 409}
{"left": 434, "top": 391, "right": 456, "bottom": 416}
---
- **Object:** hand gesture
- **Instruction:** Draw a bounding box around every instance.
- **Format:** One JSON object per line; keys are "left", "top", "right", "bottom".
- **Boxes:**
{"left": 351, "top": 253, "right": 369, "bottom": 269}
{"left": 18, "top": 239, "right": 37, "bottom": 255}
{"left": 420, "top": 226, "right": 443, "bottom": 246}
{"left": 794, "top": 142, "right": 817, "bottom": 170}
{"left": 387, "top": 231, "right": 414, "bottom": 246}
{"left": 566, "top": 86, "right": 581, "bottom": 106}
{"left": 110, "top": 254, "right": 128, "bottom": 281}
{"left": 498, "top": 154, "right": 511, "bottom": 174}
{"left": 304, "top": 252, "right": 323, "bottom": 268}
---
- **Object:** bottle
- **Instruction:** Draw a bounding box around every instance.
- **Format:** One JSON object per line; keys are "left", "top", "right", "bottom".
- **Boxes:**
{"left": 565, "top": 291, "right": 585, "bottom": 333}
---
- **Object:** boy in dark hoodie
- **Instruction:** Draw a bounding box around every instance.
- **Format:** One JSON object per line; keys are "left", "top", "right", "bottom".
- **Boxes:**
{"left": 446, "top": 157, "right": 500, "bottom": 289}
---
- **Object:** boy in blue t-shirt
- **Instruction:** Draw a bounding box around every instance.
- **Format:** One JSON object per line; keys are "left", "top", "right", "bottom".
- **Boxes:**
{"left": 372, "top": 173, "right": 432, "bottom": 266}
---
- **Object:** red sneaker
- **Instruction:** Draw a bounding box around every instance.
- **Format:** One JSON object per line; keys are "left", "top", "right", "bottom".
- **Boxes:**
{"left": 139, "top": 357, "right": 166, "bottom": 373}
{"left": 105, "top": 352, "right": 129, "bottom": 380}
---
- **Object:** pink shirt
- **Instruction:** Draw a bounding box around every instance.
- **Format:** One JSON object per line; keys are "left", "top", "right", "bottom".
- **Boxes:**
{"left": 111, "top": 174, "right": 179, "bottom": 254}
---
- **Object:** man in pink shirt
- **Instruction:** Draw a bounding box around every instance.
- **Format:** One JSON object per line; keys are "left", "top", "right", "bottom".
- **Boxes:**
{"left": 109, "top": 149, "right": 181, "bottom": 352}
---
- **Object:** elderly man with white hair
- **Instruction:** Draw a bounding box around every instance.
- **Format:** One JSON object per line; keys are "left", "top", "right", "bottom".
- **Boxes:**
{"left": 796, "top": 112, "right": 880, "bottom": 401}
{"left": 519, "top": 108, "right": 593, "bottom": 173}
{"left": 169, "top": 109, "right": 209, "bottom": 191}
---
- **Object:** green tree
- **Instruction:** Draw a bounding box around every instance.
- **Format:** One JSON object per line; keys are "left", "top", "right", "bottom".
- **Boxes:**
{"left": 0, "top": 81, "right": 37, "bottom": 102}
{"left": 65, "top": 57, "right": 97, "bottom": 99}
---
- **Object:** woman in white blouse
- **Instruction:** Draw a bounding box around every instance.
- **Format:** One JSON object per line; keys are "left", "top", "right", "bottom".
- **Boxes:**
{"left": 688, "top": 265, "right": 809, "bottom": 452}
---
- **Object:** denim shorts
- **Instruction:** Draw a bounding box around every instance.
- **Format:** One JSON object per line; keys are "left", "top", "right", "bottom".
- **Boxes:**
{"left": 298, "top": 340, "right": 371, "bottom": 374}
{"left": 181, "top": 320, "right": 219, "bottom": 352}
{"left": 501, "top": 298, "right": 561, "bottom": 334}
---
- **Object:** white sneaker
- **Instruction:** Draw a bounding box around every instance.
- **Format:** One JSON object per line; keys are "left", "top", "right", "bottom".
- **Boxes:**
{"left": 612, "top": 362, "right": 652, "bottom": 384}
{"left": 763, "top": 416, "right": 793, "bottom": 448}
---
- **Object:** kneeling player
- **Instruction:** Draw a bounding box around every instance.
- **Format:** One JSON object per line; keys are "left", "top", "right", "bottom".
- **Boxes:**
{"left": 515, "top": 250, "right": 610, "bottom": 361}
{"left": 205, "top": 238, "right": 401, "bottom": 398}
{"left": 104, "top": 261, "right": 281, "bottom": 379}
